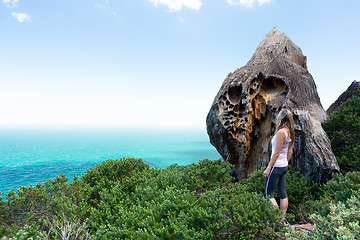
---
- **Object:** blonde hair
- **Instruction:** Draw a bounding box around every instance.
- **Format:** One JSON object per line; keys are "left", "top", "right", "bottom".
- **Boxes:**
{"left": 275, "top": 109, "right": 295, "bottom": 145}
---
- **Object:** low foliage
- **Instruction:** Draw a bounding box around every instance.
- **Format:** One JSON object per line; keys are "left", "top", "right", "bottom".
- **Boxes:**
{"left": 1, "top": 156, "right": 359, "bottom": 239}
{"left": 240, "top": 166, "right": 318, "bottom": 223}
{"left": 286, "top": 171, "right": 360, "bottom": 239}
{"left": 0, "top": 158, "right": 286, "bottom": 239}
{"left": 286, "top": 192, "right": 360, "bottom": 240}
{"left": 0, "top": 173, "right": 83, "bottom": 238}
{"left": 323, "top": 85, "right": 360, "bottom": 173}
{"left": 314, "top": 171, "right": 360, "bottom": 217}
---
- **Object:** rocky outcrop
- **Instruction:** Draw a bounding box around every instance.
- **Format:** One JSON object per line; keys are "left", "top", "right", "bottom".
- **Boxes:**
{"left": 327, "top": 80, "right": 360, "bottom": 114}
{"left": 206, "top": 28, "right": 339, "bottom": 183}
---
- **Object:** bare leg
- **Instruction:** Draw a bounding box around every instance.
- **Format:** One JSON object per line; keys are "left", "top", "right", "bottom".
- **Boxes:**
{"left": 269, "top": 198, "right": 278, "bottom": 208}
{"left": 280, "top": 198, "right": 288, "bottom": 221}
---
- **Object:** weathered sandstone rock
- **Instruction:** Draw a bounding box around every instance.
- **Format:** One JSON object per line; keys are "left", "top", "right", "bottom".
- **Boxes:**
{"left": 327, "top": 80, "right": 360, "bottom": 114}
{"left": 206, "top": 28, "right": 339, "bottom": 183}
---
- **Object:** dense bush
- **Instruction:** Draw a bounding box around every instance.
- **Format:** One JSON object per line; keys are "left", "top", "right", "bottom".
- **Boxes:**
{"left": 240, "top": 166, "right": 318, "bottom": 223}
{"left": 82, "top": 158, "right": 284, "bottom": 239}
{"left": 286, "top": 192, "right": 360, "bottom": 240}
{"left": 1, "top": 155, "right": 359, "bottom": 239}
{"left": 285, "top": 171, "right": 360, "bottom": 239}
{"left": 323, "top": 86, "right": 360, "bottom": 173}
{"left": 320, "top": 171, "right": 360, "bottom": 203}
{"left": 0, "top": 173, "right": 84, "bottom": 239}
{"left": 0, "top": 158, "right": 287, "bottom": 239}
{"left": 314, "top": 171, "right": 360, "bottom": 217}
{"left": 170, "top": 188, "right": 284, "bottom": 240}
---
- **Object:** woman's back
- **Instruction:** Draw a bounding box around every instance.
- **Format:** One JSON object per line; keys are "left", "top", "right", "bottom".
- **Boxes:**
{"left": 271, "top": 128, "right": 291, "bottom": 167}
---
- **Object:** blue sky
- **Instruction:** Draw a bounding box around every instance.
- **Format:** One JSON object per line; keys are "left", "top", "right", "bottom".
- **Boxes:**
{"left": 1, "top": 0, "right": 359, "bottom": 128}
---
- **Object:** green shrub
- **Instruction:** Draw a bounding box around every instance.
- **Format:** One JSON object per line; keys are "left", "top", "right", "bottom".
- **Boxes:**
{"left": 80, "top": 157, "right": 152, "bottom": 204}
{"left": 179, "top": 158, "right": 234, "bottom": 192}
{"left": 83, "top": 158, "right": 282, "bottom": 239}
{"left": 314, "top": 171, "right": 360, "bottom": 217}
{"left": 81, "top": 158, "right": 285, "bottom": 239}
{"left": 240, "top": 166, "right": 266, "bottom": 194}
{"left": 285, "top": 168, "right": 319, "bottom": 223}
{"left": 94, "top": 187, "right": 197, "bottom": 239}
{"left": 0, "top": 173, "right": 84, "bottom": 239}
{"left": 170, "top": 187, "right": 285, "bottom": 240}
{"left": 240, "top": 166, "right": 318, "bottom": 223}
{"left": 286, "top": 192, "right": 360, "bottom": 240}
{"left": 0, "top": 158, "right": 298, "bottom": 239}
{"left": 323, "top": 86, "right": 360, "bottom": 173}
{"left": 1, "top": 225, "right": 41, "bottom": 240}
{"left": 320, "top": 171, "right": 360, "bottom": 202}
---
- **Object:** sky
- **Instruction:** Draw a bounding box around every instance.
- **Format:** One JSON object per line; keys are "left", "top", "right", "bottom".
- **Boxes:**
{"left": 1, "top": 0, "right": 360, "bottom": 129}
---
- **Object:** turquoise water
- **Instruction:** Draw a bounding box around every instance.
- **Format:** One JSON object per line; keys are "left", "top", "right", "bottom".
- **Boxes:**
{"left": 0, "top": 127, "right": 221, "bottom": 195}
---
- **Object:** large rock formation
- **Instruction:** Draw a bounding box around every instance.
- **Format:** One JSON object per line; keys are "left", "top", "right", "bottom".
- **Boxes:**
{"left": 327, "top": 80, "right": 360, "bottom": 114}
{"left": 206, "top": 28, "right": 339, "bottom": 183}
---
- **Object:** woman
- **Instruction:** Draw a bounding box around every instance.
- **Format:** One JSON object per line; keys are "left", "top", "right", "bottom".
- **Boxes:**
{"left": 263, "top": 109, "right": 295, "bottom": 222}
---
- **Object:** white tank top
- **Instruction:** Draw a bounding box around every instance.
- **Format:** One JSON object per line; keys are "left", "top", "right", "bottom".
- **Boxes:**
{"left": 271, "top": 129, "right": 291, "bottom": 168}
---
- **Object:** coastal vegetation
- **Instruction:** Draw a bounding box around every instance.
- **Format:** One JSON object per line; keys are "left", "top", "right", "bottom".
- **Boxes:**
{"left": 1, "top": 157, "right": 359, "bottom": 239}
{"left": 323, "top": 86, "right": 360, "bottom": 173}
{"left": 0, "top": 89, "right": 359, "bottom": 239}
{"left": 0, "top": 158, "right": 284, "bottom": 239}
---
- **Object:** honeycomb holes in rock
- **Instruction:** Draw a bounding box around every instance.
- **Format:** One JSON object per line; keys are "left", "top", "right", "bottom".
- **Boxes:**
{"left": 220, "top": 75, "right": 289, "bottom": 177}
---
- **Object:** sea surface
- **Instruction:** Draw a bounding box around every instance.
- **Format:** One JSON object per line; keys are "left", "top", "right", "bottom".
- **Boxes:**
{"left": 0, "top": 127, "right": 221, "bottom": 196}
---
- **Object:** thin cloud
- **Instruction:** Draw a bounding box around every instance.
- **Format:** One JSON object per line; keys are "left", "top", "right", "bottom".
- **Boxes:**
{"left": 95, "top": 3, "right": 107, "bottom": 11}
{"left": 11, "top": 12, "right": 31, "bottom": 23}
{"left": 150, "top": 0, "right": 202, "bottom": 12}
{"left": 227, "top": 0, "right": 271, "bottom": 8}
{"left": 3, "top": 0, "right": 18, "bottom": 7}
{"left": 178, "top": 16, "right": 185, "bottom": 23}
{"left": 95, "top": 2, "right": 119, "bottom": 18}
{"left": 3, "top": 0, "right": 18, "bottom": 4}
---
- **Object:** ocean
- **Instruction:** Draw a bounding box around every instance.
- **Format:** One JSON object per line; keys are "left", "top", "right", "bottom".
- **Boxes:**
{"left": 0, "top": 127, "right": 221, "bottom": 196}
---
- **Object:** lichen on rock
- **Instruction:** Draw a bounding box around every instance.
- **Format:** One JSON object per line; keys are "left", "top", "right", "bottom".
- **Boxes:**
{"left": 206, "top": 28, "right": 339, "bottom": 183}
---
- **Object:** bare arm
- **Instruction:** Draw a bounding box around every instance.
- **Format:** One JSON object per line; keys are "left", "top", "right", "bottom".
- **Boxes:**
{"left": 263, "top": 130, "right": 285, "bottom": 178}
{"left": 287, "top": 143, "right": 294, "bottom": 162}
